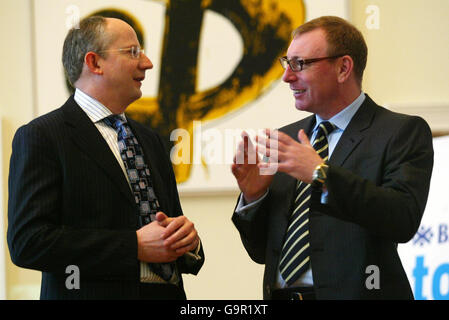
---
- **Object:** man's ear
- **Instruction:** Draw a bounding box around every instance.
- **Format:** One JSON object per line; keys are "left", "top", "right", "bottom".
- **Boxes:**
{"left": 336, "top": 55, "right": 354, "bottom": 84}
{"left": 84, "top": 51, "right": 103, "bottom": 75}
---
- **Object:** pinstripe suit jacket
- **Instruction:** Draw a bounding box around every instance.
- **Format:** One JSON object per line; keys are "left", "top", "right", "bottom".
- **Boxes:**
{"left": 7, "top": 96, "right": 204, "bottom": 299}
{"left": 232, "top": 95, "right": 434, "bottom": 299}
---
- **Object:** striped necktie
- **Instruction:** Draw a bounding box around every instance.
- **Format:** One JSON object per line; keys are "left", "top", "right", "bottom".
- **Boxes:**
{"left": 104, "top": 115, "right": 174, "bottom": 281}
{"left": 279, "top": 121, "right": 336, "bottom": 286}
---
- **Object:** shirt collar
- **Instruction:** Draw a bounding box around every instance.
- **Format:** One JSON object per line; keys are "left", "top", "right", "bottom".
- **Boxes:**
{"left": 314, "top": 92, "right": 366, "bottom": 132}
{"left": 74, "top": 88, "right": 126, "bottom": 123}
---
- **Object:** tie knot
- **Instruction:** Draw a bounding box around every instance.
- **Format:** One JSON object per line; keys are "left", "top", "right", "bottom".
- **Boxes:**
{"left": 317, "top": 121, "right": 336, "bottom": 137}
{"left": 103, "top": 115, "right": 125, "bottom": 132}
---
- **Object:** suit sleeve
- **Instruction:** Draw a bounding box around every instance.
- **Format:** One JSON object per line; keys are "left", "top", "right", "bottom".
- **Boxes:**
{"left": 232, "top": 192, "right": 272, "bottom": 265}
{"left": 318, "top": 116, "right": 434, "bottom": 243}
{"left": 7, "top": 123, "right": 138, "bottom": 278}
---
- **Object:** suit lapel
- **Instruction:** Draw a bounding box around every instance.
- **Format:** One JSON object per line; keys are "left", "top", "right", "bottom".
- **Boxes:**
{"left": 61, "top": 96, "right": 135, "bottom": 206}
{"left": 329, "top": 95, "right": 376, "bottom": 167}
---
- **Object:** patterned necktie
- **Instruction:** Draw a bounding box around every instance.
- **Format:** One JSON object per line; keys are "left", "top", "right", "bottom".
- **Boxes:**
{"left": 279, "top": 121, "right": 336, "bottom": 286}
{"left": 104, "top": 115, "right": 173, "bottom": 281}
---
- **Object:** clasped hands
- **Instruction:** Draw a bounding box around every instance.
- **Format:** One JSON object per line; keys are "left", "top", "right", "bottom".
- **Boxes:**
{"left": 231, "top": 129, "right": 323, "bottom": 203}
{"left": 137, "top": 212, "right": 199, "bottom": 263}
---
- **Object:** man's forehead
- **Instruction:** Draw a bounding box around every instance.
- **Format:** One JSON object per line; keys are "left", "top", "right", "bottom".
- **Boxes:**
{"left": 104, "top": 18, "right": 138, "bottom": 43}
{"left": 287, "top": 29, "right": 328, "bottom": 57}
{"left": 104, "top": 18, "right": 135, "bottom": 35}
{"left": 105, "top": 17, "right": 129, "bottom": 26}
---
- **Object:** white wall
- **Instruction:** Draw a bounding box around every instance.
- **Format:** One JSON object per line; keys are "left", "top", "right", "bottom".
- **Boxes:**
{"left": 0, "top": 0, "right": 40, "bottom": 300}
{"left": 351, "top": 0, "right": 449, "bottom": 130}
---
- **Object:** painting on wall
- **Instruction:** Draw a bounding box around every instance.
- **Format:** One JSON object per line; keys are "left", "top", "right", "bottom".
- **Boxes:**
{"left": 32, "top": 0, "right": 348, "bottom": 193}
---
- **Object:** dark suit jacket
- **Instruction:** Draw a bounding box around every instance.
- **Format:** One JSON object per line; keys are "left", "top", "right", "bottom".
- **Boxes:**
{"left": 232, "top": 95, "right": 434, "bottom": 299}
{"left": 7, "top": 96, "right": 204, "bottom": 299}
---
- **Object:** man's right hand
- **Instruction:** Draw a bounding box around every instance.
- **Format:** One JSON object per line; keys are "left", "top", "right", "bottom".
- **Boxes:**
{"left": 231, "top": 131, "right": 274, "bottom": 203}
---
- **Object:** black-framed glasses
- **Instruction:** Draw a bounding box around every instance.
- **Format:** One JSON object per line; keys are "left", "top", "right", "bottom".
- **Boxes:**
{"left": 99, "top": 45, "right": 144, "bottom": 59}
{"left": 279, "top": 54, "right": 346, "bottom": 72}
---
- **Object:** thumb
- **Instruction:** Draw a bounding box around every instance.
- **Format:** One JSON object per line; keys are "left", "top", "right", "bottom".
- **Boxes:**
{"left": 156, "top": 211, "right": 169, "bottom": 226}
{"left": 297, "top": 129, "right": 311, "bottom": 146}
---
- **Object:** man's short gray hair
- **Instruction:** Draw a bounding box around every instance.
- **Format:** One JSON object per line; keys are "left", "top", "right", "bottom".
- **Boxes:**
{"left": 62, "top": 16, "right": 113, "bottom": 86}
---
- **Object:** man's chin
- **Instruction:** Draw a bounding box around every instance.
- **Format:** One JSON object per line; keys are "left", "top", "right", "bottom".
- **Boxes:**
{"left": 295, "top": 102, "right": 310, "bottom": 112}
{"left": 132, "top": 90, "right": 143, "bottom": 101}
{"left": 123, "top": 92, "right": 143, "bottom": 109}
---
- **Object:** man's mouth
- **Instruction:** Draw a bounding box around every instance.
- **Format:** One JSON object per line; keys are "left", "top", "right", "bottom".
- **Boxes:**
{"left": 293, "top": 89, "right": 306, "bottom": 98}
{"left": 133, "top": 77, "right": 145, "bottom": 87}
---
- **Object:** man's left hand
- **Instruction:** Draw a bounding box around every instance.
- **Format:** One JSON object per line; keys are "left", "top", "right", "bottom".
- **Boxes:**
{"left": 156, "top": 212, "right": 200, "bottom": 255}
{"left": 257, "top": 129, "right": 323, "bottom": 184}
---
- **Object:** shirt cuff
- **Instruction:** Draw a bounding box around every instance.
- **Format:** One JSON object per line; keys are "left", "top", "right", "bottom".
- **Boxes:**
{"left": 234, "top": 190, "right": 269, "bottom": 214}
{"left": 185, "top": 238, "right": 202, "bottom": 261}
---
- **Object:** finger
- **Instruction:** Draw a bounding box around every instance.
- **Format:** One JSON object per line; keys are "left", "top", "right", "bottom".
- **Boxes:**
{"left": 231, "top": 162, "right": 238, "bottom": 173}
{"left": 233, "top": 147, "right": 242, "bottom": 165}
{"left": 233, "top": 144, "right": 245, "bottom": 166}
{"left": 170, "top": 231, "right": 198, "bottom": 251}
{"left": 275, "top": 130, "right": 301, "bottom": 148}
{"left": 174, "top": 238, "right": 199, "bottom": 255}
{"left": 256, "top": 142, "right": 268, "bottom": 158}
{"left": 263, "top": 128, "right": 275, "bottom": 138}
{"left": 241, "top": 130, "right": 255, "bottom": 148}
{"left": 234, "top": 132, "right": 246, "bottom": 155}
{"left": 262, "top": 130, "right": 295, "bottom": 152}
{"left": 156, "top": 212, "right": 171, "bottom": 227}
{"left": 173, "top": 234, "right": 199, "bottom": 253}
{"left": 257, "top": 161, "right": 279, "bottom": 176}
{"left": 265, "top": 129, "right": 288, "bottom": 143}
{"left": 231, "top": 164, "right": 244, "bottom": 181}
{"left": 298, "top": 129, "right": 311, "bottom": 146}
{"left": 241, "top": 132, "right": 259, "bottom": 165}
{"left": 257, "top": 137, "right": 283, "bottom": 161}
{"left": 233, "top": 132, "right": 249, "bottom": 164}
{"left": 164, "top": 222, "right": 192, "bottom": 246}
{"left": 255, "top": 134, "right": 267, "bottom": 148}
{"left": 156, "top": 211, "right": 168, "bottom": 222}
{"left": 160, "top": 215, "right": 184, "bottom": 239}
{"left": 256, "top": 135, "right": 276, "bottom": 155}
{"left": 240, "top": 131, "right": 250, "bottom": 154}
{"left": 162, "top": 216, "right": 192, "bottom": 243}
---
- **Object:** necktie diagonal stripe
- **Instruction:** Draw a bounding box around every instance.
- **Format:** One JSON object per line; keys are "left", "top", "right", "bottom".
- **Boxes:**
{"left": 294, "top": 183, "right": 310, "bottom": 202}
{"left": 279, "top": 121, "right": 336, "bottom": 285}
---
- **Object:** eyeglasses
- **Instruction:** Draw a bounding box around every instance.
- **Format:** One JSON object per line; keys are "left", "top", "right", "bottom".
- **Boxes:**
{"left": 279, "top": 54, "right": 345, "bottom": 72}
{"left": 98, "top": 45, "right": 144, "bottom": 59}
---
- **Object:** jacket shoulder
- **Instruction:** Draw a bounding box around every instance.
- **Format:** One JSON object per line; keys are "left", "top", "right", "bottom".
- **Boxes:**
{"left": 279, "top": 115, "right": 315, "bottom": 139}
{"left": 19, "top": 97, "right": 74, "bottom": 131}
{"left": 369, "top": 101, "right": 431, "bottom": 134}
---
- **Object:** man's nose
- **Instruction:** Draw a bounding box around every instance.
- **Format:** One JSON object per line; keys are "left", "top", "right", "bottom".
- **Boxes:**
{"left": 139, "top": 53, "right": 153, "bottom": 70}
{"left": 282, "top": 65, "right": 297, "bottom": 83}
